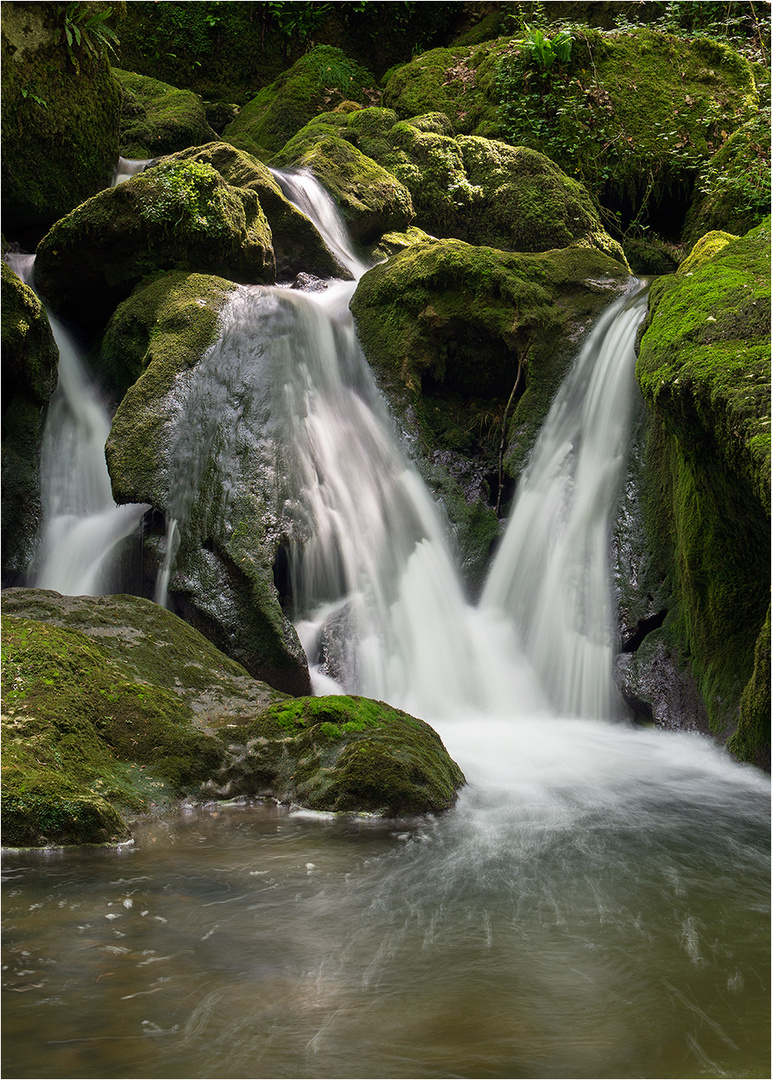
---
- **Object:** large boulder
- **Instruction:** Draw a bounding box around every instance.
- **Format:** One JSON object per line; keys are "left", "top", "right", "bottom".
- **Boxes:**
{"left": 113, "top": 68, "right": 218, "bottom": 158}
{"left": 1, "top": 1, "right": 121, "bottom": 234}
{"left": 381, "top": 28, "right": 760, "bottom": 235}
{"left": 1, "top": 259, "right": 59, "bottom": 581}
{"left": 211, "top": 694, "right": 465, "bottom": 816}
{"left": 102, "top": 272, "right": 311, "bottom": 695}
{"left": 1, "top": 590, "right": 462, "bottom": 846}
{"left": 159, "top": 142, "right": 348, "bottom": 279}
{"left": 273, "top": 129, "right": 415, "bottom": 245}
{"left": 626, "top": 219, "right": 770, "bottom": 767}
{"left": 34, "top": 158, "right": 275, "bottom": 328}
{"left": 276, "top": 110, "right": 625, "bottom": 261}
{"left": 0, "top": 589, "right": 277, "bottom": 847}
{"left": 350, "top": 237, "right": 631, "bottom": 586}
{"left": 223, "top": 45, "right": 379, "bottom": 157}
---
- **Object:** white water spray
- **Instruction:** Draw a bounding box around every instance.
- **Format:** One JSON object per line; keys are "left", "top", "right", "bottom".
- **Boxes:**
{"left": 5, "top": 254, "right": 148, "bottom": 595}
{"left": 482, "top": 288, "right": 648, "bottom": 719}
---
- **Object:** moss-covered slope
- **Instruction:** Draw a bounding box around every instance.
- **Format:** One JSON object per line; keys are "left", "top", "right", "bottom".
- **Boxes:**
{"left": 635, "top": 219, "right": 771, "bottom": 765}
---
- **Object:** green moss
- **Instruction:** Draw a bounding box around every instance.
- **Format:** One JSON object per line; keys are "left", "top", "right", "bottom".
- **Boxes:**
{"left": 219, "top": 695, "right": 465, "bottom": 815}
{"left": 1, "top": 613, "right": 228, "bottom": 845}
{"left": 1, "top": 5, "right": 121, "bottom": 231}
{"left": 34, "top": 160, "right": 273, "bottom": 327}
{"left": 636, "top": 220, "right": 770, "bottom": 755}
{"left": 99, "top": 270, "right": 235, "bottom": 407}
{"left": 153, "top": 142, "right": 346, "bottom": 279}
{"left": 284, "top": 108, "right": 625, "bottom": 259}
{"left": 683, "top": 108, "right": 771, "bottom": 244}
{"left": 222, "top": 45, "right": 378, "bottom": 156}
{"left": 113, "top": 68, "right": 217, "bottom": 157}
{"left": 677, "top": 229, "right": 737, "bottom": 275}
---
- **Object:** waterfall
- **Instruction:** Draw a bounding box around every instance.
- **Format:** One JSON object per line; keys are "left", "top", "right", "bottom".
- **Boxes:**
{"left": 482, "top": 287, "right": 648, "bottom": 719}
{"left": 5, "top": 253, "right": 149, "bottom": 596}
{"left": 263, "top": 173, "right": 646, "bottom": 723}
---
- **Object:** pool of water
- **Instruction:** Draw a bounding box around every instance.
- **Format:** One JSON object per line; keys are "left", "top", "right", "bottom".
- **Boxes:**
{"left": 3, "top": 719, "right": 769, "bottom": 1080}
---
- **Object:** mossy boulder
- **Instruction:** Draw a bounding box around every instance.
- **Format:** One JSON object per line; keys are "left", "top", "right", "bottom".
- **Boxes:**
{"left": 280, "top": 110, "right": 625, "bottom": 260}
{"left": 351, "top": 237, "right": 630, "bottom": 583}
{"left": 212, "top": 695, "right": 465, "bottom": 816}
{"left": 634, "top": 219, "right": 770, "bottom": 765}
{"left": 1, "top": 1, "right": 121, "bottom": 234}
{"left": 0, "top": 588, "right": 289, "bottom": 847}
{"left": 34, "top": 158, "right": 275, "bottom": 328}
{"left": 1, "top": 260, "right": 59, "bottom": 581}
{"left": 102, "top": 273, "right": 311, "bottom": 696}
{"left": 274, "top": 130, "right": 414, "bottom": 245}
{"left": 113, "top": 68, "right": 218, "bottom": 158}
{"left": 158, "top": 142, "right": 348, "bottom": 279}
{"left": 222, "top": 45, "right": 379, "bottom": 157}
{"left": 683, "top": 108, "right": 771, "bottom": 246}
{"left": 383, "top": 28, "right": 759, "bottom": 235}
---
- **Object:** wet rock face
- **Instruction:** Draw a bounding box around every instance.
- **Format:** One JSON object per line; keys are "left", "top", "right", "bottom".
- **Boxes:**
{"left": 628, "top": 221, "right": 770, "bottom": 766}
{"left": 102, "top": 274, "right": 312, "bottom": 696}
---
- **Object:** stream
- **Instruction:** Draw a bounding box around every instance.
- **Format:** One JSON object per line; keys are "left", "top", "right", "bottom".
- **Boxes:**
{"left": 2, "top": 171, "right": 769, "bottom": 1080}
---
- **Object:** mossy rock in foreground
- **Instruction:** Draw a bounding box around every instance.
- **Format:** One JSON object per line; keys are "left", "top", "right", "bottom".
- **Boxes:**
{"left": 1, "top": 589, "right": 289, "bottom": 847}
{"left": 213, "top": 695, "right": 465, "bottom": 816}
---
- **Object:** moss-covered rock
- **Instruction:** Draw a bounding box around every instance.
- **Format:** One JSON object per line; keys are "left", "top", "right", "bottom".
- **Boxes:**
{"left": 159, "top": 142, "right": 349, "bottom": 279}
{"left": 1, "top": 260, "right": 59, "bottom": 580}
{"left": 113, "top": 68, "right": 218, "bottom": 158}
{"left": 222, "top": 45, "right": 379, "bottom": 157}
{"left": 0, "top": 588, "right": 289, "bottom": 847}
{"left": 273, "top": 130, "right": 414, "bottom": 245}
{"left": 34, "top": 158, "right": 275, "bottom": 328}
{"left": 383, "top": 28, "right": 759, "bottom": 236}
{"left": 212, "top": 695, "right": 465, "bottom": 816}
{"left": 280, "top": 110, "right": 625, "bottom": 260}
{"left": 634, "top": 219, "right": 770, "bottom": 764}
{"left": 1, "top": 1, "right": 121, "bottom": 234}
{"left": 102, "top": 274, "right": 311, "bottom": 695}
{"left": 683, "top": 108, "right": 771, "bottom": 245}
{"left": 351, "top": 237, "right": 630, "bottom": 581}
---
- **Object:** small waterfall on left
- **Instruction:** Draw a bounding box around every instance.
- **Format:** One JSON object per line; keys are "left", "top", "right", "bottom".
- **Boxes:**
{"left": 5, "top": 253, "right": 149, "bottom": 595}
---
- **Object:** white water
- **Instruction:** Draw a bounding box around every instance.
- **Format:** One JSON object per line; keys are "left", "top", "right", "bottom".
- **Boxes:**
{"left": 3, "top": 173, "right": 768, "bottom": 1080}
{"left": 5, "top": 253, "right": 148, "bottom": 595}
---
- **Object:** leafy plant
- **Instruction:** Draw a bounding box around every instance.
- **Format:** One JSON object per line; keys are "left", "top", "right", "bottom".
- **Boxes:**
{"left": 517, "top": 23, "right": 573, "bottom": 71}
{"left": 57, "top": 3, "right": 119, "bottom": 74}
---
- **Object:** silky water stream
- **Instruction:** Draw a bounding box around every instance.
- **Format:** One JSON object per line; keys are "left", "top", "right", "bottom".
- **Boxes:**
{"left": 2, "top": 177, "right": 769, "bottom": 1080}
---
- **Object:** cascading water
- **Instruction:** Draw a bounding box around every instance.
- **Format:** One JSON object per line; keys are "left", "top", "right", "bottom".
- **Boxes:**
{"left": 5, "top": 253, "right": 148, "bottom": 596}
{"left": 481, "top": 287, "right": 649, "bottom": 720}
{"left": 3, "top": 171, "right": 767, "bottom": 1080}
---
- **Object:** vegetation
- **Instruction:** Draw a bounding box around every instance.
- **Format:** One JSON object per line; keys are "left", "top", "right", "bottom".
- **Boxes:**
{"left": 636, "top": 220, "right": 770, "bottom": 764}
{"left": 56, "top": 2, "right": 119, "bottom": 73}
